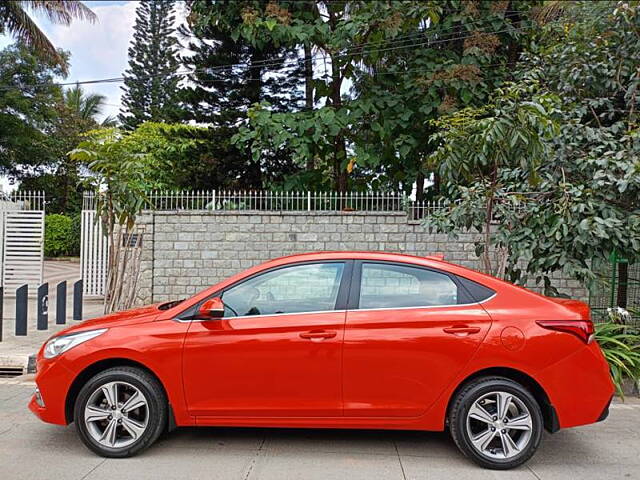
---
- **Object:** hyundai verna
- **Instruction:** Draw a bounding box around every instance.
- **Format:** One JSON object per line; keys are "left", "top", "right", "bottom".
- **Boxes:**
{"left": 30, "top": 252, "right": 614, "bottom": 469}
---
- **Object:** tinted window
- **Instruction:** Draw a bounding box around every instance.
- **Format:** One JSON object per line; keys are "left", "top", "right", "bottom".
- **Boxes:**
{"left": 359, "top": 263, "right": 458, "bottom": 309}
{"left": 455, "top": 275, "right": 496, "bottom": 303}
{"left": 221, "top": 263, "right": 345, "bottom": 317}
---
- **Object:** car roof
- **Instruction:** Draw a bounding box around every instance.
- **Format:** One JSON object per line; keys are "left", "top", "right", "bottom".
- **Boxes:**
{"left": 269, "top": 251, "right": 446, "bottom": 264}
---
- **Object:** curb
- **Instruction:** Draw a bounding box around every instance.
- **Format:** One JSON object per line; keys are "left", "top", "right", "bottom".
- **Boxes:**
{"left": 0, "top": 353, "right": 31, "bottom": 376}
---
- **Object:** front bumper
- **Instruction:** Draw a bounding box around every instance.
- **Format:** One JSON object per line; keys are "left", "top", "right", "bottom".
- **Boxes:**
{"left": 28, "top": 354, "right": 77, "bottom": 425}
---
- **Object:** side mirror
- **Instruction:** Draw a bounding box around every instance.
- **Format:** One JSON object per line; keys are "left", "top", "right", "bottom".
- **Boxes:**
{"left": 198, "top": 297, "right": 225, "bottom": 319}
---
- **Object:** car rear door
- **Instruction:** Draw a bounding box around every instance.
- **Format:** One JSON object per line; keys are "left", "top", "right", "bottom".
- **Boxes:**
{"left": 182, "top": 261, "right": 352, "bottom": 419}
{"left": 343, "top": 261, "right": 493, "bottom": 418}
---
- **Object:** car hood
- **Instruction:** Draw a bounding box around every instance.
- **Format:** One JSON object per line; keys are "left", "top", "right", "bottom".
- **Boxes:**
{"left": 52, "top": 303, "right": 163, "bottom": 337}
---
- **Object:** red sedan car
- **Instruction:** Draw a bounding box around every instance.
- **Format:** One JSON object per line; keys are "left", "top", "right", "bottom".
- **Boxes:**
{"left": 30, "top": 252, "right": 614, "bottom": 469}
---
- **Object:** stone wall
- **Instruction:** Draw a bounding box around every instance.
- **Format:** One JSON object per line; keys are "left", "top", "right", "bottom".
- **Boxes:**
{"left": 134, "top": 210, "right": 587, "bottom": 305}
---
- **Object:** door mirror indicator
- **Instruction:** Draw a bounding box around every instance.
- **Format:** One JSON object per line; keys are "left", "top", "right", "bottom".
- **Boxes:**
{"left": 198, "top": 297, "right": 225, "bottom": 319}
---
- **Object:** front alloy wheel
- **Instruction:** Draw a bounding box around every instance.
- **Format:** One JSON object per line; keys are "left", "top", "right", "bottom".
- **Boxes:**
{"left": 449, "top": 377, "right": 544, "bottom": 469}
{"left": 84, "top": 381, "right": 149, "bottom": 448}
{"left": 74, "top": 367, "right": 166, "bottom": 457}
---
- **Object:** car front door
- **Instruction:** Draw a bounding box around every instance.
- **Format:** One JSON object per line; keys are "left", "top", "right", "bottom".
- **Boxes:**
{"left": 182, "top": 261, "right": 352, "bottom": 419}
{"left": 343, "top": 261, "right": 493, "bottom": 418}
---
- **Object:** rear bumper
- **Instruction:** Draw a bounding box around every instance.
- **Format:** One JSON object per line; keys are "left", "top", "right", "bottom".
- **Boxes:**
{"left": 596, "top": 395, "right": 613, "bottom": 423}
{"left": 541, "top": 343, "right": 615, "bottom": 429}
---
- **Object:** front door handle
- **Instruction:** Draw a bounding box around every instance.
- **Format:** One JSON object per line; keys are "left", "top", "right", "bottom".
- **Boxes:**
{"left": 299, "top": 330, "right": 337, "bottom": 341}
{"left": 443, "top": 325, "right": 481, "bottom": 336}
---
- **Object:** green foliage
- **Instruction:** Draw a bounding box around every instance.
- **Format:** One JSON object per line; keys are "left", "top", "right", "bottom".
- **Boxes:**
{"left": 69, "top": 122, "right": 207, "bottom": 230}
{"left": 0, "top": 44, "right": 115, "bottom": 214}
{"left": 120, "top": 0, "right": 181, "bottom": 130}
{"left": 232, "top": 0, "right": 537, "bottom": 192}
{"left": 423, "top": 1, "right": 640, "bottom": 291}
{"left": 0, "top": 43, "right": 65, "bottom": 177}
{"left": 65, "top": 84, "right": 115, "bottom": 126}
{"left": 232, "top": 1, "right": 441, "bottom": 191}
{"left": 595, "top": 322, "right": 640, "bottom": 398}
{"left": 179, "top": 0, "right": 303, "bottom": 188}
{"left": 44, "top": 214, "right": 78, "bottom": 257}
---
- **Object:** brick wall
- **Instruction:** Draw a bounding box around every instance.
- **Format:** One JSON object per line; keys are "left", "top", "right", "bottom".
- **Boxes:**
{"left": 134, "top": 210, "right": 587, "bottom": 305}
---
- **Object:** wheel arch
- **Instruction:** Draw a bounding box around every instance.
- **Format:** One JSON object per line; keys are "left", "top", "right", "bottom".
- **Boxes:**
{"left": 446, "top": 366, "right": 559, "bottom": 433}
{"left": 64, "top": 357, "right": 175, "bottom": 430}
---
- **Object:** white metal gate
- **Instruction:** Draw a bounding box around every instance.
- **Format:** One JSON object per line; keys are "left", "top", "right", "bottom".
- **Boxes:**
{"left": 0, "top": 192, "right": 45, "bottom": 292}
{"left": 2, "top": 210, "right": 45, "bottom": 290}
{"left": 80, "top": 209, "right": 108, "bottom": 297}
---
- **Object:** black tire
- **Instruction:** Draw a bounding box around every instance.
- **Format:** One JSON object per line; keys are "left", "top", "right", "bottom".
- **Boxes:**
{"left": 448, "top": 376, "right": 544, "bottom": 470}
{"left": 74, "top": 366, "right": 167, "bottom": 458}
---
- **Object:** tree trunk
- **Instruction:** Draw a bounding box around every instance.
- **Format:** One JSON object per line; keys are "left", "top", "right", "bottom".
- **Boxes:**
{"left": 304, "top": 42, "right": 315, "bottom": 172}
{"left": 330, "top": 50, "right": 347, "bottom": 192}
{"left": 416, "top": 171, "right": 425, "bottom": 202}
{"left": 247, "top": 47, "right": 265, "bottom": 187}
{"left": 483, "top": 166, "right": 499, "bottom": 275}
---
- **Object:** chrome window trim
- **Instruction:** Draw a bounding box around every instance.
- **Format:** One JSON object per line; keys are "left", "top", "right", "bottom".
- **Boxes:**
{"left": 174, "top": 309, "right": 347, "bottom": 323}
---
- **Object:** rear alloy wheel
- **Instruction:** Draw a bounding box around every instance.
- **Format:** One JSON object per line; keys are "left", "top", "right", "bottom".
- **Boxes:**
{"left": 449, "top": 377, "right": 543, "bottom": 469}
{"left": 74, "top": 367, "right": 166, "bottom": 457}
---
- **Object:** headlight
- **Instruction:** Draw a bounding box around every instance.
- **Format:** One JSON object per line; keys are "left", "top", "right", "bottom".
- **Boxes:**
{"left": 43, "top": 329, "right": 107, "bottom": 359}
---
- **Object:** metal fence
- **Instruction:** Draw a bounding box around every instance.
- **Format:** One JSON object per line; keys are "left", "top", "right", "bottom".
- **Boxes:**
{"left": 0, "top": 191, "right": 46, "bottom": 211}
{"left": 589, "top": 252, "right": 640, "bottom": 325}
{"left": 82, "top": 190, "right": 450, "bottom": 219}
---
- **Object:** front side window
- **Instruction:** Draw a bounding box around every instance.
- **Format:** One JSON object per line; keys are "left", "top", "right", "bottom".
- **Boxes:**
{"left": 359, "top": 263, "right": 458, "bottom": 309}
{"left": 221, "top": 262, "right": 345, "bottom": 317}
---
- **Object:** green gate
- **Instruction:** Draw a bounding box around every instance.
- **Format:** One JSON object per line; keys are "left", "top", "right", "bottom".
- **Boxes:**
{"left": 589, "top": 251, "right": 640, "bottom": 324}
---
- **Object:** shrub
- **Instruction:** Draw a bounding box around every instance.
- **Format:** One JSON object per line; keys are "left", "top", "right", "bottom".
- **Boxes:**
{"left": 70, "top": 213, "right": 81, "bottom": 255}
{"left": 44, "top": 214, "right": 77, "bottom": 257}
{"left": 594, "top": 321, "right": 640, "bottom": 398}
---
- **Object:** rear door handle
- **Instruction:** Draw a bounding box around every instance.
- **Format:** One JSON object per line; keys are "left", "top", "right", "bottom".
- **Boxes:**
{"left": 299, "top": 330, "right": 337, "bottom": 341}
{"left": 443, "top": 325, "right": 481, "bottom": 335}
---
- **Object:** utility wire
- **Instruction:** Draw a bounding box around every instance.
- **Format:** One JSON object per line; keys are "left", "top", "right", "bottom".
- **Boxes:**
{"left": 0, "top": 22, "right": 527, "bottom": 92}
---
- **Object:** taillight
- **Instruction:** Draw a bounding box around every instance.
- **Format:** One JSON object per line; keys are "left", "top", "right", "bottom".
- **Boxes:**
{"left": 536, "top": 320, "right": 595, "bottom": 344}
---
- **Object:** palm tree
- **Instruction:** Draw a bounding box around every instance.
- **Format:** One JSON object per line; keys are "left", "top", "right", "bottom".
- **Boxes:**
{"left": 0, "top": 1, "right": 96, "bottom": 74}
{"left": 65, "top": 84, "right": 117, "bottom": 127}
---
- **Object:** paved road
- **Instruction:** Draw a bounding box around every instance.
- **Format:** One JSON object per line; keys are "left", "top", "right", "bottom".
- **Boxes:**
{"left": 1, "top": 380, "right": 639, "bottom": 480}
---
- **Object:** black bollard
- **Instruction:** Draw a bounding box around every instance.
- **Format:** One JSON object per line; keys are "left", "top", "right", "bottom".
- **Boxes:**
{"left": 73, "top": 279, "right": 83, "bottom": 321}
{"left": 15, "top": 284, "right": 28, "bottom": 336}
{"left": 56, "top": 281, "right": 67, "bottom": 325}
{"left": 37, "top": 283, "right": 48, "bottom": 330}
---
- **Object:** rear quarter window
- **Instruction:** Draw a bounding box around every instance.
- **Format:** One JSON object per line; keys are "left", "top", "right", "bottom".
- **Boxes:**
{"left": 455, "top": 275, "right": 496, "bottom": 303}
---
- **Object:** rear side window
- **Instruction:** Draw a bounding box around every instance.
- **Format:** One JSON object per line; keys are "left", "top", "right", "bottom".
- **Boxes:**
{"left": 359, "top": 263, "right": 458, "bottom": 309}
{"left": 455, "top": 275, "right": 496, "bottom": 303}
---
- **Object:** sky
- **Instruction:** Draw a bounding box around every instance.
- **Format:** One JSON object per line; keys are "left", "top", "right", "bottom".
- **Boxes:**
{"left": 0, "top": 0, "right": 186, "bottom": 122}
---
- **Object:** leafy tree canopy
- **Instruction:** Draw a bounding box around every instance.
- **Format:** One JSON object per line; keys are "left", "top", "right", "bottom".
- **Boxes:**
{"left": 0, "top": 43, "right": 65, "bottom": 178}
{"left": 119, "top": 0, "right": 181, "bottom": 130}
{"left": 425, "top": 0, "right": 640, "bottom": 292}
{"left": 232, "top": 0, "right": 537, "bottom": 193}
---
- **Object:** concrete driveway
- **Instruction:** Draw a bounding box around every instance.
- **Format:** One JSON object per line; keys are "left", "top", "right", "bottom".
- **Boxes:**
{"left": 1, "top": 380, "right": 639, "bottom": 480}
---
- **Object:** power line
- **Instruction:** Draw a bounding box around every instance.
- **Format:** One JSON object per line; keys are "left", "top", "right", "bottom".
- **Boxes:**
{"left": 0, "top": 23, "right": 527, "bottom": 92}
